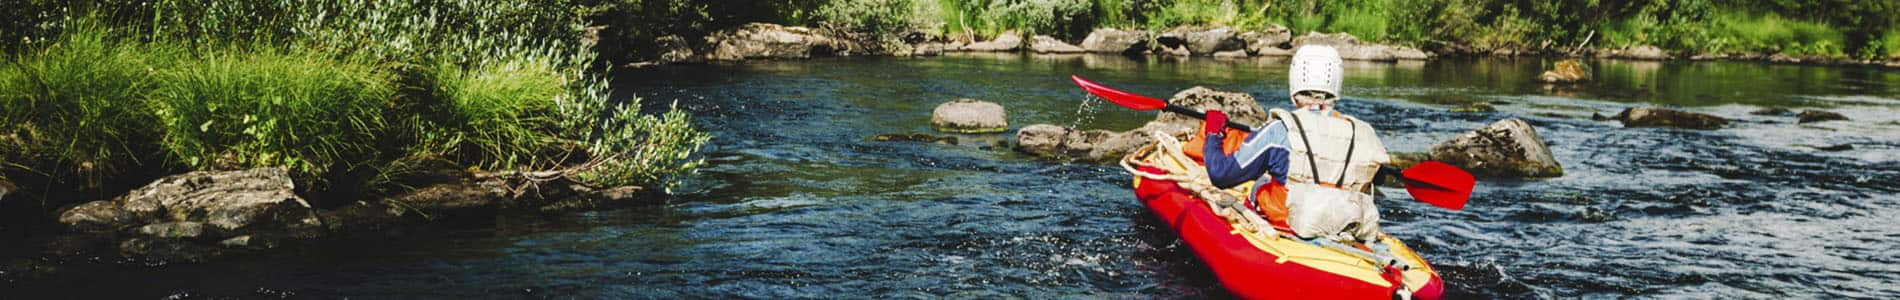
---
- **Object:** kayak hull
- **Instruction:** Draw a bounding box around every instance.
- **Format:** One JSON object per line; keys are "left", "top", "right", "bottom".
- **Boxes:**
{"left": 1133, "top": 166, "right": 1445, "bottom": 300}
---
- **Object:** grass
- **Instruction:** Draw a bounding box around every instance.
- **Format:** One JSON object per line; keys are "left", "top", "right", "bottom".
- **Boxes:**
{"left": 1704, "top": 11, "right": 1848, "bottom": 57}
{"left": 1, "top": 1, "right": 711, "bottom": 213}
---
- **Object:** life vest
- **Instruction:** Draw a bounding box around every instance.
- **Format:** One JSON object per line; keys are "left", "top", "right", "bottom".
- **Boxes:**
{"left": 1271, "top": 108, "right": 1390, "bottom": 241}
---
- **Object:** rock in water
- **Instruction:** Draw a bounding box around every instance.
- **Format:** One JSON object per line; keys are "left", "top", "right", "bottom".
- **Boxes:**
{"left": 1615, "top": 107, "right": 1728, "bottom": 130}
{"left": 654, "top": 35, "right": 701, "bottom": 63}
{"left": 138, "top": 221, "right": 219, "bottom": 240}
{"left": 1173, "top": 26, "right": 1244, "bottom": 56}
{"left": 962, "top": 32, "right": 1023, "bottom": 52}
{"left": 1291, "top": 32, "right": 1431, "bottom": 61}
{"left": 1030, "top": 35, "right": 1085, "bottom": 54}
{"left": 1429, "top": 118, "right": 1564, "bottom": 178}
{"left": 1539, "top": 59, "right": 1590, "bottom": 83}
{"left": 1153, "top": 87, "right": 1269, "bottom": 128}
{"left": 1797, "top": 110, "right": 1848, "bottom": 123}
{"left": 118, "top": 167, "right": 309, "bottom": 231}
{"left": 706, "top": 23, "right": 845, "bottom": 61}
{"left": 1240, "top": 25, "right": 1292, "bottom": 55}
{"left": 1014, "top": 124, "right": 1072, "bottom": 157}
{"left": 931, "top": 99, "right": 1008, "bottom": 133}
{"left": 59, "top": 200, "right": 148, "bottom": 232}
{"left": 1080, "top": 28, "right": 1148, "bottom": 54}
{"left": 1600, "top": 45, "right": 1670, "bottom": 60}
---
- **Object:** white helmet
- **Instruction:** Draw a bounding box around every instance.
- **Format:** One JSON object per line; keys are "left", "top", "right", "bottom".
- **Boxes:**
{"left": 1288, "top": 45, "right": 1344, "bottom": 105}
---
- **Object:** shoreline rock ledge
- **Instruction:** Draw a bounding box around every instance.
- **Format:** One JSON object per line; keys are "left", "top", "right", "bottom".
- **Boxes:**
{"left": 1428, "top": 118, "right": 1564, "bottom": 178}
{"left": 1017, "top": 87, "right": 1265, "bottom": 162}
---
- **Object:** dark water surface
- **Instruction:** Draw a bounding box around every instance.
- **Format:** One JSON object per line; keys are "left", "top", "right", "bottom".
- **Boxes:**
{"left": 8, "top": 54, "right": 1899, "bottom": 299}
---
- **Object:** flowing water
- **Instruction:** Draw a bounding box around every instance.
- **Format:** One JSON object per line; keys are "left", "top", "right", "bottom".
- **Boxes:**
{"left": 6, "top": 54, "right": 1899, "bottom": 298}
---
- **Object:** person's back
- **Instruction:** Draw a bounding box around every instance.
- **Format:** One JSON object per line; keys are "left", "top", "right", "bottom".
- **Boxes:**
{"left": 1200, "top": 45, "right": 1390, "bottom": 242}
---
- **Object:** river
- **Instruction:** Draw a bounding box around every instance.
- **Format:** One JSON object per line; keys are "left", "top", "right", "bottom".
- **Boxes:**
{"left": 6, "top": 54, "right": 1898, "bottom": 298}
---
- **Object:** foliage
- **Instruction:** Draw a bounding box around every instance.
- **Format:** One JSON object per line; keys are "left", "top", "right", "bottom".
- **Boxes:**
{"left": 0, "top": 20, "right": 167, "bottom": 190}
{"left": 150, "top": 46, "right": 397, "bottom": 176}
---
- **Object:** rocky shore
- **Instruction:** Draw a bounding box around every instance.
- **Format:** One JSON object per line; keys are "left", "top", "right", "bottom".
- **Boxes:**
{"left": 617, "top": 23, "right": 1900, "bottom": 68}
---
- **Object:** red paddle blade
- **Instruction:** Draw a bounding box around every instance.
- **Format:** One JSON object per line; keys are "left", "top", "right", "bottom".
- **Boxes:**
{"left": 1072, "top": 75, "right": 1166, "bottom": 110}
{"left": 1400, "top": 161, "right": 1474, "bottom": 210}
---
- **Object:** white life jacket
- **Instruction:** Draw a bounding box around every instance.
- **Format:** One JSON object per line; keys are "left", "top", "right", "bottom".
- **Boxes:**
{"left": 1271, "top": 108, "right": 1390, "bottom": 242}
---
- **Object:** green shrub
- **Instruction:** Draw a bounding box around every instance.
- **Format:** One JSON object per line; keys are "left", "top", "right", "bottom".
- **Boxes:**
{"left": 423, "top": 57, "right": 569, "bottom": 169}
{"left": 149, "top": 47, "right": 396, "bottom": 176}
{"left": 0, "top": 21, "right": 167, "bottom": 188}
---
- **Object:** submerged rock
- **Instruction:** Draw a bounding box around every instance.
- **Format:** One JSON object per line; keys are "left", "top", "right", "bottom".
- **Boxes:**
{"left": 1079, "top": 28, "right": 1148, "bottom": 55}
{"left": 1429, "top": 118, "right": 1564, "bottom": 178}
{"left": 962, "top": 32, "right": 1023, "bottom": 52}
{"left": 1450, "top": 103, "right": 1498, "bottom": 113}
{"left": 1540, "top": 59, "right": 1590, "bottom": 83}
{"left": 1599, "top": 45, "right": 1670, "bottom": 60}
{"left": 1014, "top": 124, "right": 1072, "bottom": 157}
{"left": 931, "top": 99, "right": 1009, "bottom": 133}
{"left": 1614, "top": 107, "right": 1728, "bottom": 130}
{"left": 1796, "top": 110, "right": 1848, "bottom": 123}
{"left": 1030, "top": 35, "right": 1085, "bottom": 54}
{"left": 137, "top": 221, "right": 219, "bottom": 240}
{"left": 872, "top": 133, "right": 959, "bottom": 145}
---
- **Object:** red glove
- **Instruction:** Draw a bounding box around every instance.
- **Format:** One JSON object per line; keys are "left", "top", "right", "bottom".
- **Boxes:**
{"left": 1203, "top": 110, "right": 1228, "bottom": 137}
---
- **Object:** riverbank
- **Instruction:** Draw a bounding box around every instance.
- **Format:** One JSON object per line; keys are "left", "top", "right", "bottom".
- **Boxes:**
{"left": 1, "top": 1, "right": 710, "bottom": 265}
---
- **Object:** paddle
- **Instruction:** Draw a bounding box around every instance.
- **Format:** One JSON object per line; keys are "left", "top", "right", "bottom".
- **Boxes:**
{"left": 1070, "top": 75, "right": 1475, "bottom": 210}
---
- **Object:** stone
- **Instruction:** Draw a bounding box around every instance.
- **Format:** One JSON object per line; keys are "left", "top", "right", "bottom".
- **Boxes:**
{"left": 1291, "top": 32, "right": 1403, "bottom": 61}
{"left": 654, "top": 35, "right": 701, "bottom": 63}
{"left": 1240, "top": 25, "right": 1292, "bottom": 55}
{"left": 219, "top": 235, "right": 253, "bottom": 248}
{"left": 1389, "top": 46, "right": 1432, "bottom": 60}
{"left": 1079, "top": 28, "right": 1148, "bottom": 54}
{"left": 1750, "top": 107, "right": 1790, "bottom": 116}
{"left": 1029, "top": 35, "right": 1085, "bottom": 54}
{"left": 1601, "top": 45, "right": 1670, "bottom": 60}
{"left": 1796, "top": 110, "right": 1848, "bottom": 123}
{"left": 1256, "top": 46, "right": 1294, "bottom": 57}
{"left": 1539, "top": 59, "right": 1590, "bottom": 83}
{"left": 962, "top": 32, "right": 1023, "bottom": 52}
{"left": 930, "top": 99, "right": 1009, "bottom": 133}
{"left": 1174, "top": 26, "right": 1245, "bottom": 56}
{"left": 1429, "top": 118, "right": 1564, "bottom": 178}
{"left": 1161, "top": 45, "right": 1192, "bottom": 57}
{"left": 912, "top": 42, "right": 944, "bottom": 56}
{"left": 1152, "top": 87, "right": 1270, "bottom": 128}
{"left": 1615, "top": 107, "right": 1728, "bottom": 130}
{"left": 1063, "top": 129, "right": 1116, "bottom": 153}
{"left": 58, "top": 200, "right": 148, "bottom": 232}
{"left": 117, "top": 167, "right": 309, "bottom": 231}
{"left": 137, "top": 221, "right": 218, "bottom": 240}
{"left": 1014, "top": 124, "right": 1072, "bottom": 157}
{"left": 0, "top": 176, "right": 12, "bottom": 203}
{"left": 1212, "top": 50, "right": 1250, "bottom": 58}
{"left": 706, "top": 23, "right": 845, "bottom": 61}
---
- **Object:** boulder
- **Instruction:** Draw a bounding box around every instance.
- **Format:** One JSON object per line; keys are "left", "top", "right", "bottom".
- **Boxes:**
{"left": 706, "top": 23, "right": 845, "bottom": 61}
{"left": 1030, "top": 35, "right": 1085, "bottom": 54}
{"left": 137, "top": 221, "right": 219, "bottom": 240}
{"left": 1291, "top": 32, "right": 1419, "bottom": 61}
{"left": 1614, "top": 107, "right": 1728, "bottom": 130}
{"left": 1172, "top": 26, "right": 1245, "bottom": 56}
{"left": 1429, "top": 118, "right": 1564, "bottom": 178}
{"left": 1796, "top": 110, "right": 1848, "bottom": 123}
{"left": 1539, "top": 59, "right": 1590, "bottom": 83}
{"left": 1152, "top": 87, "right": 1270, "bottom": 128}
{"left": 1240, "top": 25, "right": 1292, "bottom": 54}
{"left": 912, "top": 42, "right": 945, "bottom": 56}
{"left": 1389, "top": 46, "right": 1432, "bottom": 60}
{"left": 117, "top": 167, "right": 309, "bottom": 231}
{"left": 58, "top": 200, "right": 147, "bottom": 232}
{"left": 1256, "top": 46, "right": 1294, "bottom": 57}
{"left": 1014, "top": 124, "right": 1072, "bottom": 157}
{"left": 1599, "top": 45, "right": 1670, "bottom": 60}
{"left": 931, "top": 99, "right": 1009, "bottom": 133}
{"left": 1080, "top": 28, "right": 1148, "bottom": 54}
{"left": 962, "top": 32, "right": 1023, "bottom": 52}
{"left": 654, "top": 35, "right": 701, "bottom": 63}
{"left": 1212, "top": 50, "right": 1250, "bottom": 58}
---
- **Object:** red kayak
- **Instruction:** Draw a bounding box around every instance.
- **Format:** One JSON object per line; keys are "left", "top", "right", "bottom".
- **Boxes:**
{"left": 1129, "top": 152, "right": 1445, "bottom": 299}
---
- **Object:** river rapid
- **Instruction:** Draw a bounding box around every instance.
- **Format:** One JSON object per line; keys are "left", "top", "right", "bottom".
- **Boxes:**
{"left": 6, "top": 54, "right": 1898, "bottom": 298}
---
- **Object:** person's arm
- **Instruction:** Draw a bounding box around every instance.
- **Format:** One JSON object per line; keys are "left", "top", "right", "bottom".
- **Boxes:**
{"left": 1236, "top": 120, "right": 1290, "bottom": 185}
{"left": 1204, "top": 112, "right": 1287, "bottom": 189}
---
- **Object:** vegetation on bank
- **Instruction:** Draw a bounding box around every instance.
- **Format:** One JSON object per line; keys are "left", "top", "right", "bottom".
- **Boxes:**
{"left": 578, "top": 0, "right": 1898, "bottom": 60}
{"left": 0, "top": 1, "right": 710, "bottom": 215}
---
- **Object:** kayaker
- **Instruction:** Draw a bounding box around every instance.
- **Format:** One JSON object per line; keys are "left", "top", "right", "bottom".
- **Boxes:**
{"left": 1198, "top": 45, "right": 1392, "bottom": 243}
